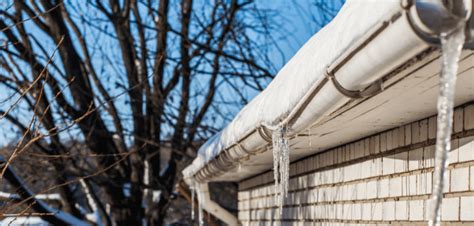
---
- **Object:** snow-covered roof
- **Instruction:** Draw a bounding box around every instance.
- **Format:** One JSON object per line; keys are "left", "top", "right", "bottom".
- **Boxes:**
{"left": 182, "top": 0, "right": 474, "bottom": 182}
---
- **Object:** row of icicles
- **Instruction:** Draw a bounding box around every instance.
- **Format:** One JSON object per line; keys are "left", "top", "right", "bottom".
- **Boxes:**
{"left": 190, "top": 180, "right": 204, "bottom": 226}
{"left": 189, "top": 20, "right": 466, "bottom": 225}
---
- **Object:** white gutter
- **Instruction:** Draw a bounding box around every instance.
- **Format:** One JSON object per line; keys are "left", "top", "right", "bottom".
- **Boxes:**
{"left": 184, "top": 0, "right": 474, "bottom": 183}
{"left": 182, "top": 0, "right": 474, "bottom": 223}
{"left": 184, "top": 0, "right": 426, "bottom": 182}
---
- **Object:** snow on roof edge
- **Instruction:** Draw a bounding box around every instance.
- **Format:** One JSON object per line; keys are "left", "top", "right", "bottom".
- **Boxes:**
{"left": 183, "top": 0, "right": 404, "bottom": 180}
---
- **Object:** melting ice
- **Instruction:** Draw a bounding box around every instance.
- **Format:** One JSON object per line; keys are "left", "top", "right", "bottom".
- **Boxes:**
{"left": 191, "top": 185, "right": 195, "bottom": 220}
{"left": 429, "top": 22, "right": 466, "bottom": 226}
{"left": 272, "top": 125, "right": 290, "bottom": 214}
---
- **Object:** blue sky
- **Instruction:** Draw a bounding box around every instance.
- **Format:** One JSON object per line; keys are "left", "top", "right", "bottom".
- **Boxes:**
{"left": 255, "top": 0, "right": 345, "bottom": 68}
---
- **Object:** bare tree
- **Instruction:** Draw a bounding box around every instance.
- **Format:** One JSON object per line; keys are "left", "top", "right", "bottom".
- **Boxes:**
{"left": 0, "top": 0, "right": 277, "bottom": 225}
{"left": 290, "top": 0, "right": 344, "bottom": 35}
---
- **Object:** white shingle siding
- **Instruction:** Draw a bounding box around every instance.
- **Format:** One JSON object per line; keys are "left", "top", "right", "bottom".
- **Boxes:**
{"left": 238, "top": 103, "right": 474, "bottom": 224}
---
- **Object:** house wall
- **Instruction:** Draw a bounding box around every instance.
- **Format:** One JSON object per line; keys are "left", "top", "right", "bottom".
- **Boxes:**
{"left": 238, "top": 101, "right": 474, "bottom": 225}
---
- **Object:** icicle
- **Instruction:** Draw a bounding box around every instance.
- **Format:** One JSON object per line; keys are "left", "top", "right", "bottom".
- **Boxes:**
{"left": 143, "top": 160, "right": 150, "bottom": 201}
{"left": 272, "top": 125, "right": 290, "bottom": 215}
{"left": 429, "top": 21, "right": 466, "bottom": 226}
{"left": 272, "top": 130, "right": 280, "bottom": 208}
{"left": 191, "top": 184, "right": 195, "bottom": 220}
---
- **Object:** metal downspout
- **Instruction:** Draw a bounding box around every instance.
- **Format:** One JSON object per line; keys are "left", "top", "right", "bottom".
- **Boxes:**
{"left": 197, "top": 183, "right": 240, "bottom": 226}
{"left": 407, "top": 0, "right": 473, "bottom": 47}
